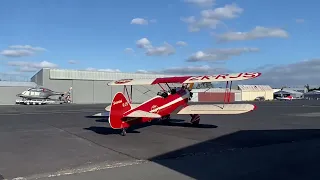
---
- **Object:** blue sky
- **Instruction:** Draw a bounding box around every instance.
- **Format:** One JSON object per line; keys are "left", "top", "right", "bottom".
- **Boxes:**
{"left": 1, "top": 0, "right": 320, "bottom": 86}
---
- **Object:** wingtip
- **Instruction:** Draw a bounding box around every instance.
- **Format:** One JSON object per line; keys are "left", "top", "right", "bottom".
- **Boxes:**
{"left": 252, "top": 104, "right": 257, "bottom": 111}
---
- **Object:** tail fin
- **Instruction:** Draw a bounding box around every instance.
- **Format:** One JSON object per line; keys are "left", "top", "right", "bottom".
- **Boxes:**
{"left": 109, "top": 92, "right": 131, "bottom": 129}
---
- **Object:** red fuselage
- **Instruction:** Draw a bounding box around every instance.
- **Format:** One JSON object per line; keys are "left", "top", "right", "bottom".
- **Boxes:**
{"left": 122, "top": 88, "right": 191, "bottom": 127}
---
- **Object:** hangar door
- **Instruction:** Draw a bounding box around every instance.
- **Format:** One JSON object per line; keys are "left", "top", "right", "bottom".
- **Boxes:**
{"left": 72, "top": 80, "right": 94, "bottom": 103}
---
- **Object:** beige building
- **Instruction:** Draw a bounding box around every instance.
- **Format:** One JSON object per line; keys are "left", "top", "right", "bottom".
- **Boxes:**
{"left": 237, "top": 85, "right": 274, "bottom": 101}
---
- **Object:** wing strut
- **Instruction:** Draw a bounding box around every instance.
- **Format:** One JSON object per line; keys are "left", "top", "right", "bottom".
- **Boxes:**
{"left": 123, "top": 85, "right": 133, "bottom": 104}
{"left": 165, "top": 83, "right": 172, "bottom": 90}
{"left": 223, "top": 81, "right": 233, "bottom": 108}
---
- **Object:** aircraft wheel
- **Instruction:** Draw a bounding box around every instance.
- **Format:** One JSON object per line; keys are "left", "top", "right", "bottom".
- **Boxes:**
{"left": 163, "top": 115, "right": 170, "bottom": 120}
{"left": 161, "top": 115, "right": 171, "bottom": 124}
{"left": 191, "top": 121, "right": 200, "bottom": 125}
{"left": 120, "top": 128, "right": 127, "bottom": 136}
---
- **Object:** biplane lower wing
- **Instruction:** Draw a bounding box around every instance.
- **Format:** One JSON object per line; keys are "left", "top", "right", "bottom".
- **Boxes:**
{"left": 177, "top": 104, "right": 256, "bottom": 115}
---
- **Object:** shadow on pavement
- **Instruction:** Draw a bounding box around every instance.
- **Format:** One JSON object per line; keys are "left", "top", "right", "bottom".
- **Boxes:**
{"left": 149, "top": 129, "right": 320, "bottom": 180}
{"left": 84, "top": 115, "right": 320, "bottom": 179}
{"left": 84, "top": 118, "right": 218, "bottom": 135}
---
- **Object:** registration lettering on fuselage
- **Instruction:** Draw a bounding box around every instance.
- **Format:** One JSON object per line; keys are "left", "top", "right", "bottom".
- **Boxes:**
{"left": 113, "top": 100, "right": 122, "bottom": 105}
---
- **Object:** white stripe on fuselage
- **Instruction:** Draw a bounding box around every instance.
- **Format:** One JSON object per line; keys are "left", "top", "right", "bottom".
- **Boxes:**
{"left": 150, "top": 91, "right": 190, "bottom": 113}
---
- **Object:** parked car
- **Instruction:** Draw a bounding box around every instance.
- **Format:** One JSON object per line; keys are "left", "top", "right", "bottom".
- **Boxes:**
{"left": 254, "top": 96, "right": 265, "bottom": 101}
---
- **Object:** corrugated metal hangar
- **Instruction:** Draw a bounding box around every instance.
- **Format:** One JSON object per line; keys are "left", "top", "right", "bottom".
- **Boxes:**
{"left": 0, "top": 68, "right": 276, "bottom": 104}
{"left": 30, "top": 68, "right": 177, "bottom": 104}
{"left": 0, "top": 81, "right": 37, "bottom": 105}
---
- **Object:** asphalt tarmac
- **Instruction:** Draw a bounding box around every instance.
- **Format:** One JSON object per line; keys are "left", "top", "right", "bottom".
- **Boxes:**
{"left": 1, "top": 100, "right": 320, "bottom": 180}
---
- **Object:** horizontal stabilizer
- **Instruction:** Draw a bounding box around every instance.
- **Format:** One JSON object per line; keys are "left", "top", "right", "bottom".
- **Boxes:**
{"left": 105, "top": 103, "right": 140, "bottom": 112}
{"left": 125, "top": 110, "right": 161, "bottom": 118}
{"left": 177, "top": 104, "right": 256, "bottom": 115}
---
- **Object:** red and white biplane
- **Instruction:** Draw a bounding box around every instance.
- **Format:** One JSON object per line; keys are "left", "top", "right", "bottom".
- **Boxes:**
{"left": 99, "top": 72, "right": 261, "bottom": 136}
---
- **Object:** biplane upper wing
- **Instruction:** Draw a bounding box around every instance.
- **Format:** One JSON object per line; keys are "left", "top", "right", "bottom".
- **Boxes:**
{"left": 107, "top": 72, "right": 261, "bottom": 86}
{"left": 177, "top": 104, "right": 256, "bottom": 115}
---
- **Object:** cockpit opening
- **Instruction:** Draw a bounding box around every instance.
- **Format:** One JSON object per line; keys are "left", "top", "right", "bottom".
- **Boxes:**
{"left": 157, "top": 91, "right": 168, "bottom": 98}
{"left": 157, "top": 85, "right": 188, "bottom": 98}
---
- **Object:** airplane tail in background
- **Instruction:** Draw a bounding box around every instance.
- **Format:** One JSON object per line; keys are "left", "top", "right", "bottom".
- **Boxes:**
{"left": 109, "top": 92, "right": 132, "bottom": 129}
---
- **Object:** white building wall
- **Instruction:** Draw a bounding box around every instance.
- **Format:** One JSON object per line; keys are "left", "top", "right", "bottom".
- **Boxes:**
{"left": 238, "top": 85, "right": 274, "bottom": 101}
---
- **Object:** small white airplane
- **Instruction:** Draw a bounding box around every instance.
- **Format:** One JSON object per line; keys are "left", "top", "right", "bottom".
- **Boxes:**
{"left": 276, "top": 95, "right": 294, "bottom": 101}
{"left": 276, "top": 95, "right": 302, "bottom": 101}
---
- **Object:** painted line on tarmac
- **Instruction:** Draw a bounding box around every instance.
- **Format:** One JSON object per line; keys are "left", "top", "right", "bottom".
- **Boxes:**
{"left": 11, "top": 160, "right": 148, "bottom": 180}
{"left": 301, "top": 105, "right": 320, "bottom": 107}
{"left": 0, "top": 110, "right": 105, "bottom": 116}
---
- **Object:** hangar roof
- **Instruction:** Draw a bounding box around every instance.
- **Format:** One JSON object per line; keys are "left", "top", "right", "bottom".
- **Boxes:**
{"left": 48, "top": 68, "right": 175, "bottom": 81}
{"left": 237, "top": 85, "right": 273, "bottom": 91}
{"left": 192, "top": 88, "right": 241, "bottom": 93}
{"left": 274, "top": 89, "right": 303, "bottom": 95}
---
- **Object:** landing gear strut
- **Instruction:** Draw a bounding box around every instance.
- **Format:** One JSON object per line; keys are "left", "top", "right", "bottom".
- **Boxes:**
{"left": 163, "top": 114, "right": 170, "bottom": 120}
{"left": 161, "top": 114, "right": 171, "bottom": 124}
{"left": 120, "top": 128, "right": 127, "bottom": 136}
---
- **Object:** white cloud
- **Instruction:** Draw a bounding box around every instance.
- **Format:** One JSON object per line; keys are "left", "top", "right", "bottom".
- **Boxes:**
{"left": 85, "top": 67, "right": 121, "bottom": 72}
{"left": 124, "top": 48, "right": 134, "bottom": 53}
{"left": 0, "top": 45, "right": 46, "bottom": 57}
{"left": 187, "top": 47, "right": 259, "bottom": 62}
{"left": 136, "top": 38, "right": 175, "bottom": 56}
{"left": 0, "top": 49, "right": 34, "bottom": 57}
{"left": 135, "top": 65, "right": 228, "bottom": 75}
{"left": 8, "top": 45, "right": 46, "bottom": 51}
{"left": 201, "top": 3, "right": 243, "bottom": 19}
{"left": 181, "top": 16, "right": 220, "bottom": 32}
{"left": 176, "top": 41, "right": 188, "bottom": 46}
{"left": 136, "top": 59, "right": 320, "bottom": 88}
{"left": 181, "top": 3, "right": 243, "bottom": 32}
{"left": 7, "top": 60, "right": 58, "bottom": 72}
{"left": 146, "top": 42, "right": 175, "bottom": 56}
{"left": 184, "top": 0, "right": 215, "bottom": 7}
{"left": 161, "top": 65, "right": 227, "bottom": 75}
{"left": 68, "top": 60, "right": 77, "bottom": 64}
{"left": 135, "top": 70, "right": 154, "bottom": 74}
{"left": 130, "top": 18, "right": 148, "bottom": 25}
{"left": 295, "top": 18, "right": 305, "bottom": 23}
{"left": 136, "top": 38, "right": 152, "bottom": 49}
{"left": 85, "top": 67, "right": 96, "bottom": 71}
{"left": 216, "top": 26, "right": 289, "bottom": 42}
{"left": 181, "top": 16, "right": 196, "bottom": 24}
{"left": 98, "top": 69, "right": 121, "bottom": 72}
{"left": 248, "top": 59, "right": 320, "bottom": 87}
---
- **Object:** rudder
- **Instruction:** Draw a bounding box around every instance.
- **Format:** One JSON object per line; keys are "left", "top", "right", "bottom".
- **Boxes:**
{"left": 109, "top": 92, "right": 131, "bottom": 129}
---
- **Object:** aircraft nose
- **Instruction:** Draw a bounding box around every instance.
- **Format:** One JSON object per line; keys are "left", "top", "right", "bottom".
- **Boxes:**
{"left": 16, "top": 93, "right": 22, "bottom": 97}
